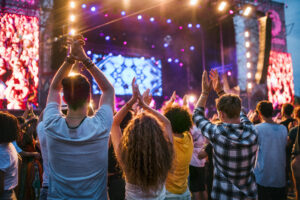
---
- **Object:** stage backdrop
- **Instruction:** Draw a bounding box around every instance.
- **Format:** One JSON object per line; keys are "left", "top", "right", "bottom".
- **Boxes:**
{"left": 0, "top": 13, "right": 39, "bottom": 109}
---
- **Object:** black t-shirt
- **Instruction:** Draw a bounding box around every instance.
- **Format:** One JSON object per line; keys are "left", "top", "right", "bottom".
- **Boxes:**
{"left": 280, "top": 118, "right": 296, "bottom": 131}
{"left": 289, "top": 126, "right": 300, "bottom": 146}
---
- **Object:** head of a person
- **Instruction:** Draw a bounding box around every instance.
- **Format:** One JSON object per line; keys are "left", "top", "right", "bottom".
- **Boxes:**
{"left": 62, "top": 74, "right": 90, "bottom": 111}
{"left": 120, "top": 113, "right": 173, "bottom": 192}
{"left": 294, "top": 106, "right": 300, "bottom": 121}
{"left": 215, "top": 94, "right": 241, "bottom": 122}
{"left": 163, "top": 105, "right": 192, "bottom": 134}
{"left": 0, "top": 112, "right": 20, "bottom": 144}
{"left": 281, "top": 103, "right": 294, "bottom": 118}
{"left": 256, "top": 100, "right": 273, "bottom": 119}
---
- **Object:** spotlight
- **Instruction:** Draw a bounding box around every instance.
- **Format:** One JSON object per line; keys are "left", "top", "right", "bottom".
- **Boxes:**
{"left": 141, "top": 57, "right": 145, "bottom": 60}
{"left": 196, "top": 24, "right": 201, "bottom": 28}
{"left": 164, "top": 43, "right": 168, "bottom": 48}
{"left": 150, "top": 17, "right": 155, "bottom": 22}
{"left": 179, "top": 26, "right": 183, "bottom": 30}
{"left": 218, "top": 1, "right": 227, "bottom": 11}
{"left": 168, "top": 58, "right": 172, "bottom": 63}
{"left": 123, "top": 41, "right": 127, "bottom": 45}
{"left": 246, "top": 52, "right": 251, "bottom": 58}
{"left": 245, "top": 31, "right": 250, "bottom": 37}
{"left": 87, "top": 50, "right": 92, "bottom": 55}
{"left": 105, "top": 36, "right": 110, "bottom": 41}
{"left": 68, "top": 72, "right": 78, "bottom": 77}
{"left": 91, "top": 6, "right": 96, "bottom": 12}
{"left": 229, "top": 10, "right": 234, "bottom": 14}
{"left": 121, "top": 11, "right": 126, "bottom": 16}
{"left": 247, "top": 72, "right": 252, "bottom": 78}
{"left": 104, "top": 13, "right": 108, "bottom": 17}
{"left": 190, "top": 46, "right": 195, "bottom": 51}
{"left": 245, "top": 41, "right": 250, "bottom": 48}
{"left": 70, "top": 1, "right": 75, "bottom": 8}
{"left": 166, "top": 19, "right": 172, "bottom": 24}
{"left": 179, "top": 63, "right": 183, "bottom": 67}
{"left": 108, "top": 53, "right": 113, "bottom": 56}
{"left": 181, "top": 49, "right": 185, "bottom": 52}
{"left": 227, "top": 71, "right": 232, "bottom": 76}
{"left": 189, "top": 0, "right": 198, "bottom": 6}
{"left": 151, "top": 44, "right": 155, "bottom": 48}
{"left": 247, "top": 62, "right": 251, "bottom": 68}
{"left": 81, "top": 4, "right": 86, "bottom": 8}
{"left": 247, "top": 83, "right": 252, "bottom": 89}
{"left": 70, "top": 29, "right": 76, "bottom": 36}
{"left": 151, "top": 57, "right": 155, "bottom": 61}
{"left": 137, "top": 15, "right": 142, "bottom": 20}
{"left": 243, "top": 6, "right": 252, "bottom": 16}
{"left": 188, "top": 95, "right": 196, "bottom": 103}
{"left": 118, "top": 54, "right": 122, "bottom": 57}
{"left": 174, "top": 59, "right": 179, "bottom": 63}
{"left": 70, "top": 15, "right": 75, "bottom": 22}
{"left": 188, "top": 23, "right": 193, "bottom": 28}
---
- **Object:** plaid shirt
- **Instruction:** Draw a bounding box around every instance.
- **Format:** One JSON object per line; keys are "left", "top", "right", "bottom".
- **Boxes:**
{"left": 193, "top": 107, "right": 258, "bottom": 200}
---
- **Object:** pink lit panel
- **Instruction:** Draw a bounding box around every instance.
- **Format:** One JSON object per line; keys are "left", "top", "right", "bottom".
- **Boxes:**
{"left": 0, "top": 13, "right": 39, "bottom": 109}
{"left": 267, "top": 51, "right": 294, "bottom": 107}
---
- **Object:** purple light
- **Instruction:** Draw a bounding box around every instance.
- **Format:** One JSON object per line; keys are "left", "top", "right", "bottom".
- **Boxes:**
{"left": 190, "top": 46, "right": 195, "bottom": 51}
{"left": 179, "top": 26, "right": 183, "bottom": 30}
{"left": 87, "top": 50, "right": 91, "bottom": 55}
{"left": 188, "top": 23, "right": 193, "bottom": 28}
{"left": 137, "top": 15, "right": 142, "bottom": 20}
{"left": 105, "top": 36, "right": 110, "bottom": 41}
{"left": 179, "top": 63, "right": 183, "bottom": 67}
{"left": 84, "top": 37, "right": 88, "bottom": 41}
{"left": 123, "top": 41, "right": 127, "bottom": 45}
{"left": 121, "top": 11, "right": 126, "bottom": 16}
{"left": 91, "top": 6, "right": 96, "bottom": 12}
{"left": 151, "top": 57, "right": 155, "bottom": 61}
{"left": 174, "top": 59, "right": 179, "bottom": 63}
{"left": 82, "top": 4, "right": 86, "bottom": 8}
{"left": 150, "top": 17, "right": 155, "bottom": 22}
{"left": 166, "top": 19, "right": 172, "bottom": 23}
{"left": 227, "top": 71, "right": 232, "bottom": 76}
{"left": 104, "top": 13, "right": 108, "bottom": 17}
{"left": 181, "top": 48, "right": 185, "bottom": 52}
{"left": 164, "top": 43, "right": 168, "bottom": 48}
{"left": 196, "top": 24, "right": 201, "bottom": 28}
{"left": 167, "top": 58, "right": 172, "bottom": 63}
{"left": 151, "top": 44, "right": 155, "bottom": 48}
{"left": 108, "top": 53, "right": 113, "bottom": 56}
{"left": 229, "top": 10, "right": 234, "bottom": 15}
{"left": 99, "top": 33, "right": 105, "bottom": 37}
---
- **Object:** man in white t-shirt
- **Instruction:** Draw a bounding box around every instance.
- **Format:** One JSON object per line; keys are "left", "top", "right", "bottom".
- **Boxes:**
{"left": 43, "top": 36, "right": 114, "bottom": 200}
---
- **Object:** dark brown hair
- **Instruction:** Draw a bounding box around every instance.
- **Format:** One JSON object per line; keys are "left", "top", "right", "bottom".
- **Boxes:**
{"left": 120, "top": 113, "right": 173, "bottom": 192}
{"left": 0, "top": 112, "right": 20, "bottom": 143}
{"left": 282, "top": 103, "right": 294, "bottom": 117}
{"left": 294, "top": 106, "right": 300, "bottom": 120}
{"left": 256, "top": 100, "right": 273, "bottom": 118}
{"left": 216, "top": 94, "right": 241, "bottom": 119}
{"left": 62, "top": 74, "right": 90, "bottom": 110}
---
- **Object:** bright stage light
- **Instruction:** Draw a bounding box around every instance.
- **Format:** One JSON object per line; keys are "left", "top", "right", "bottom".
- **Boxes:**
{"left": 190, "top": 46, "right": 195, "bottom": 51}
{"left": 137, "top": 15, "right": 142, "bottom": 20}
{"left": 70, "top": 1, "right": 75, "bottom": 8}
{"left": 188, "top": 95, "right": 196, "bottom": 103}
{"left": 188, "top": 23, "right": 193, "bottom": 28}
{"left": 70, "top": 15, "right": 75, "bottom": 22}
{"left": 243, "top": 6, "right": 252, "bottom": 16}
{"left": 168, "top": 58, "right": 172, "bottom": 63}
{"left": 247, "top": 62, "right": 251, "bottom": 68}
{"left": 68, "top": 72, "right": 78, "bottom": 77}
{"left": 246, "top": 52, "right": 251, "bottom": 58}
{"left": 247, "top": 72, "right": 252, "bottom": 79}
{"left": 123, "top": 41, "right": 127, "bottom": 45}
{"left": 121, "top": 11, "right": 126, "bottom": 16}
{"left": 245, "top": 41, "right": 250, "bottom": 48}
{"left": 196, "top": 24, "right": 200, "bottom": 28}
{"left": 87, "top": 50, "right": 92, "bottom": 55}
{"left": 164, "top": 43, "right": 168, "bottom": 48}
{"left": 189, "top": 0, "right": 198, "bottom": 6}
{"left": 245, "top": 31, "right": 250, "bottom": 37}
{"left": 81, "top": 4, "right": 86, "bottom": 9}
{"left": 229, "top": 10, "right": 234, "bottom": 14}
{"left": 105, "top": 36, "right": 110, "bottom": 41}
{"left": 218, "top": 1, "right": 227, "bottom": 12}
{"left": 150, "top": 17, "right": 155, "bottom": 22}
{"left": 166, "top": 19, "right": 172, "bottom": 23}
{"left": 174, "top": 59, "right": 179, "bottom": 63}
{"left": 247, "top": 83, "right": 252, "bottom": 89}
{"left": 91, "top": 6, "right": 96, "bottom": 12}
{"left": 70, "top": 29, "right": 76, "bottom": 36}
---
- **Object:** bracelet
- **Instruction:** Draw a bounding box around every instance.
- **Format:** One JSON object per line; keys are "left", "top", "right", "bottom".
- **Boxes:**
{"left": 217, "top": 90, "right": 225, "bottom": 96}
{"left": 201, "top": 92, "right": 209, "bottom": 96}
{"left": 65, "top": 56, "right": 75, "bottom": 64}
{"left": 82, "top": 58, "right": 94, "bottom": 69}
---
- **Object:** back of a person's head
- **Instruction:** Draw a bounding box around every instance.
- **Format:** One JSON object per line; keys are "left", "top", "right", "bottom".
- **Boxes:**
{"left": 62, "top": 74, "right": 90, "bottom": 110}
{"left": 282, "top": 103, "right": 294, "bottom": 117}
{"left": 0, "top": 112, "right": 19, "bottom": 143}
{"left": 216, "top": 94, "right": 241, "bottom": 119}
{"left": 163, "top": 105, "right": 192, "bottom": 134}
{"left": 294, "top": 106, "right": 300, "bottom": 120}
{"left": 120, "top": 113, "right": 173, "bottom": 192}
{"left": 256, "top": 100, "right": 273, "bottom": 118}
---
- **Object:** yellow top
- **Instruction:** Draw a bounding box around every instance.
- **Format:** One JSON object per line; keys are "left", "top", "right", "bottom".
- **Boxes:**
{"left": 166, "top": 131, "right": 194, "bottom": 194}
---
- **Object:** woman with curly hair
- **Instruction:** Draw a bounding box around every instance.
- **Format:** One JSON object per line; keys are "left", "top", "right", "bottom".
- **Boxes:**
{"left": 111, "top": 78, "right": 173, "bottom": 199}
{"left": 162, "top": 92, "right": 194, "bottom": 200}
{"left": 0, "top": 111, "right": 20, "bottom": 200}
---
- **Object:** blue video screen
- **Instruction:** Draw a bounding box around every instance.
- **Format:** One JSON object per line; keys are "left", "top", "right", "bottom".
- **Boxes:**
{"left": 91, "top": 53, "right": 163, "bottom": 96}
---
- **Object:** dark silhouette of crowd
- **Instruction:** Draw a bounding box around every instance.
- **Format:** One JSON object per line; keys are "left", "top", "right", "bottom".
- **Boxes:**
{"left": 1, "top": 36, "right": 299, "bottom": 200}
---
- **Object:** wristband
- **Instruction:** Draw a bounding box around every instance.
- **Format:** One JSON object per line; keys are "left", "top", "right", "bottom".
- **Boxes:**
{"left": 65, "top": 56, "right": 75, "bottom": 64}
{"left": 217, "top": 90, "right": 225, "bottom": 96}
{"left": 82, "top": 58, "right": 94, "bottom": 69}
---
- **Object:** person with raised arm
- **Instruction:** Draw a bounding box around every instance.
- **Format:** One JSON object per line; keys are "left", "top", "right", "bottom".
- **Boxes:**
{"left": 43, "top": 35, "right": 114, "bottom": 199}
{"left": 110, "top": 78, "right": 173, "bottom": 199}
{"left": 193, "top": 70, "right": 258, "bottom": 200}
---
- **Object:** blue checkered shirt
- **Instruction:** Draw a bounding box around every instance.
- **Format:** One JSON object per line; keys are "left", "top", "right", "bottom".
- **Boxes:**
{"left": 193, "top": 107, "right": 258, "bottom": 200}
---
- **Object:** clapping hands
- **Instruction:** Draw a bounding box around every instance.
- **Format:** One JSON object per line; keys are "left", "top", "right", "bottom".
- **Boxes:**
{"left": 69, "top": 35, "right": 88, "bottom": 62}
{"left": 201, "top": 69, "right": 224, "bottom": 95}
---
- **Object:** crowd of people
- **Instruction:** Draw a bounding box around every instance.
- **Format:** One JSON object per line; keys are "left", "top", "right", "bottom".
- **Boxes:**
{"left": 0, "top": 36, "right": 300, "bottom": 200}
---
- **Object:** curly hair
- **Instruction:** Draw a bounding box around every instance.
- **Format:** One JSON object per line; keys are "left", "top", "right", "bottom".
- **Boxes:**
{"left": 120, "top": 113, "right": 173, "bottom": 192}
{"left": 163, "top": 105, "right": 192, "bottom": 134}
{"left": 0, "top": 111, "right": 20, "bottom": 143}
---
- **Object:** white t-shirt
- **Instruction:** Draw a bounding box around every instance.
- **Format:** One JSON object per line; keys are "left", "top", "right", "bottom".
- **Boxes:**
{"left": 37, "top": 121, "right": 49, "bottom": 187}
{"left": 43, "top": 102, "right": 113, "bottom": 200}
{"left": 0, "top": 143, "right": 18, "bottom": 190}
{"left": 190, "top": 126, "right": 207, "bottom": 167}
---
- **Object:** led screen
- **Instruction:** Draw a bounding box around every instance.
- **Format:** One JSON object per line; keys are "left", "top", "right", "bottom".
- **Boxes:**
{"left": 92, "top": 54, "right": 163, "bottom": 96}
{"left": 0, "top": 13, "right": 39, "bottom": 109}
